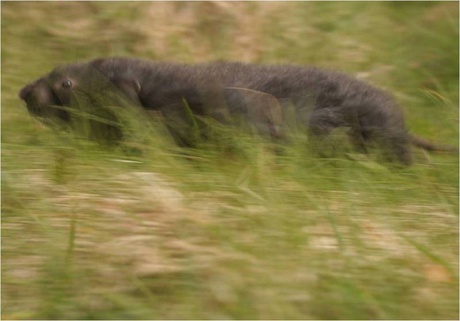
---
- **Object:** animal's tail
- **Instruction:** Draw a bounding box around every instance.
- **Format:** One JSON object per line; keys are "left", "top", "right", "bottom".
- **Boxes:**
{"left": 410, "top": 134, "right": 458, "bottom": 153}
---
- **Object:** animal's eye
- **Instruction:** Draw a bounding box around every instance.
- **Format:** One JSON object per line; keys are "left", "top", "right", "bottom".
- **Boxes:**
{"left": 62, "top": 79, "right": 72, "bottom": 88}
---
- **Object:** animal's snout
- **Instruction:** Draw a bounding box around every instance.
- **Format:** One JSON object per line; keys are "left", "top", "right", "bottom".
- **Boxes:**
{"left": 19, "top": 78, "right": 60, "bottom": 118}
{"left": 19, "top": 78, "right": 54, "bottom": 102}
{"left": 19, "top": 83, "right": 34, "bottom": 101}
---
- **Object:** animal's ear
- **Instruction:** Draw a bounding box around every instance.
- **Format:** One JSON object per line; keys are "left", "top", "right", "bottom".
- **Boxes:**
{"left": 111, "top": 77, "right": 142, "bottom": 105}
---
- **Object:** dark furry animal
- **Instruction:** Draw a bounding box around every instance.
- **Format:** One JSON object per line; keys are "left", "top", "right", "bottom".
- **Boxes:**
{"left": 19, "top": 57, "right": 454, "bottom": 164}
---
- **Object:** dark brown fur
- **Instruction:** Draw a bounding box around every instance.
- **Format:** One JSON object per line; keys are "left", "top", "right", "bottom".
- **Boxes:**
{"left": 19, "top": 57, "right": 455, "bottom": 164}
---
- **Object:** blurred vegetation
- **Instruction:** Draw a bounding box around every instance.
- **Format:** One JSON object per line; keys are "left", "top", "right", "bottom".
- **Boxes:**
{"left": 2, "top": 1, "right": 458, "bottom": 320}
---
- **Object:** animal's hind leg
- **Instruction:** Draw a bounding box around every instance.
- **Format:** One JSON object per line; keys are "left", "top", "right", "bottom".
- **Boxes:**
{"left": 347, "top": 128, "right": 371, "bottom": 154}
{"left": 372, "top": 131, "right": 413, "bottom": 165}
{"left": 388, "top": 138, "right": 413, "bottom": 165}
{"left": 349, "top": 128, "right": 413, "bottom": 165}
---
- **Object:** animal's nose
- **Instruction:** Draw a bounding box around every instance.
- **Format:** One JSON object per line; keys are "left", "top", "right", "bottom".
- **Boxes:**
{"left": 19, "top": 83, "right": 33, "bottom": 101}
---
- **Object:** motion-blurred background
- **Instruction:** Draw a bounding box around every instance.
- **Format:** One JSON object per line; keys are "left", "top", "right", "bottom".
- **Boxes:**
{"left": 2, "top": 2, "right": 458, "bottom": 320}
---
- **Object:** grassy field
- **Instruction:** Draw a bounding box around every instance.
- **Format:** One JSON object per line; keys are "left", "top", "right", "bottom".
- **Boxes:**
{"left": 2, "top": 2, "right": 459, "bottom": 320}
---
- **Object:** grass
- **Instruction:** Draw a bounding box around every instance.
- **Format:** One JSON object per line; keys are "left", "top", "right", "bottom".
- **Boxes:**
{"left": 2, "top": 1, "right": 459, "bottom": 320}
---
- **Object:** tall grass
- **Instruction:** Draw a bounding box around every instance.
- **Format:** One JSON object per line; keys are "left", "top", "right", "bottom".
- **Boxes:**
{"left": 2, "top": 2, "right": 458, "bottom": 320}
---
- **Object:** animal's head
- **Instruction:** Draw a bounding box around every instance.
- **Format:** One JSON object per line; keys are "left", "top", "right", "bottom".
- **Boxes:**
{"left": 19, "top": 62, "right": 142, "bottom": 142}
